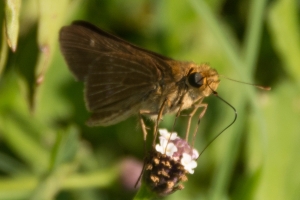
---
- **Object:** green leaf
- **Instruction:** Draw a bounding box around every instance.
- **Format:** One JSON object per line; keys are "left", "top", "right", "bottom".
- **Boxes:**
{"left": 49, "top": 126, "right": 80, "bottom": 171}
{"left": 0, "top": 72, "right": 49, "bottom": 173}
{"left": 268, "top": 0, "right": 300, "bottom": 80}
{"left": 4, "top": 0, "right": 21, "bottom": 52}
{"left": 0, "top": 22, "right": 9, "bottom": 75}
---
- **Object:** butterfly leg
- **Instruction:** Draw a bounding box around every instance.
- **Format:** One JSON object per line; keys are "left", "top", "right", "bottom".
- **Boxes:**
{"left": 139, "top": 98, "right": 169, "bottom": 147}
{"left": 135, "top": 110, "right": 156, "bottom": 188}
{"left": 139, "top": 109, "right": 163, "bottom": 148}
{"left": 134, "top": 119, "right": 150, "bottom": 189}
{"left": 135, "top": 102, "right": 167, "bottom": 187}
{"left": 185, "top": 99, "right": 207, "bottom": 141}
{"left": 152, "top": 98, "right": 169, "bottom": 147}
{"left": 138, "top": 111, "right": 149, "bottom": 144}
{"left": 189, "top": 102, "right": 208, "bottom": 148}
{"left": 171, "top": 102, "right": 184, "bottom": 133}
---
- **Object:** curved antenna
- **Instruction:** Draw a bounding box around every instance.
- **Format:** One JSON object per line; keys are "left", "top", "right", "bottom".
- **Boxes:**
{"left": 198, "top": 90, "right": 237, "bottom": 157}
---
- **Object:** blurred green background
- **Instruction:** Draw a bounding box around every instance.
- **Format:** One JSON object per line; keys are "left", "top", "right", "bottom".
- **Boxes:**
{"left": 0, "top": 0, "right": 299, "bottom": 199}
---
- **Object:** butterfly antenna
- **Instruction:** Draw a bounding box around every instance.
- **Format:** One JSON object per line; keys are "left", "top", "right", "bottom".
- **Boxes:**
{"left": 199, "top": 90, "right": 237, "bottom": 157}
{"left": 219, "top": 75, "right": 271, "bottom": 91}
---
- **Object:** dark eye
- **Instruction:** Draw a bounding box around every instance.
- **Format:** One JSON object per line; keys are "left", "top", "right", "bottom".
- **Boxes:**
{"left": 188, "top": 72, "right": 203, "bottom": 88}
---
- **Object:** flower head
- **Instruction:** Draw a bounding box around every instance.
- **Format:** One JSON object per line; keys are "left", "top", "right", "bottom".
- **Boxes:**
{"left": 141, "top": 129, "right": 199, "bottom": 197}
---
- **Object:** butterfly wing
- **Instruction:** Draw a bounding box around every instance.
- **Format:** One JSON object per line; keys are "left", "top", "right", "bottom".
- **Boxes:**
{"left": 59, "top": 21, "right": 175, "bottom": 126}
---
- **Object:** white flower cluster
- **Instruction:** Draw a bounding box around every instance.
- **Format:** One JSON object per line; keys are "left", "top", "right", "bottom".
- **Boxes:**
{"left": 155, "top": 129, "right": 199, "bottom": 174}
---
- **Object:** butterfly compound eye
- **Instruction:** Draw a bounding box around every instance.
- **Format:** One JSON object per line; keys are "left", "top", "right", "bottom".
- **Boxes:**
{"left": 188, "top": 72, "right": 203, "bottom": 88}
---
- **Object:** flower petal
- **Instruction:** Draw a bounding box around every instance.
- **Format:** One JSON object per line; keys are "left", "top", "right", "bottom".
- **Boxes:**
{"left": 158, "top": 129, "right": 178, "bottom": 140}
{"left": 192, "top": 149, "right": 199, "bottom": 159}
{"left": 165, "top": 142, "right": 178, "bottom": 157}
{"left": 181, "top": 153, "right": 197, "bottom": 174}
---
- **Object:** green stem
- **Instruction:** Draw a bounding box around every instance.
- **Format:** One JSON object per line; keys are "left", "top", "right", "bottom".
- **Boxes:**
{"left": 133, "top": 181, "right": 157, "bottom": 200}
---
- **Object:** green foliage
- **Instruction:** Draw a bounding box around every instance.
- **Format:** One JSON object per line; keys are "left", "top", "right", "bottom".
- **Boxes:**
{"left": 0, "top": 0, "right": 299, "bottom": 199}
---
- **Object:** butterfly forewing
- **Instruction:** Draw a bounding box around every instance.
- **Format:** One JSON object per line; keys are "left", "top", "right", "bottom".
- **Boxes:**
{"left": 59, "top": 21, "right": 176, "bottom": 125}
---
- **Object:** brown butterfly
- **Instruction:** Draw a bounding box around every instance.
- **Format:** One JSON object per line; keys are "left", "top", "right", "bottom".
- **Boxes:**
{"left": 59, "top": 21, "right": 219, "bottom": 140}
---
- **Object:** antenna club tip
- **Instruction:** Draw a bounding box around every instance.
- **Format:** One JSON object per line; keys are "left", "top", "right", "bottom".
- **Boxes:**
{"left": 261, "top": 86, "right": 271, "bottom": 91}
